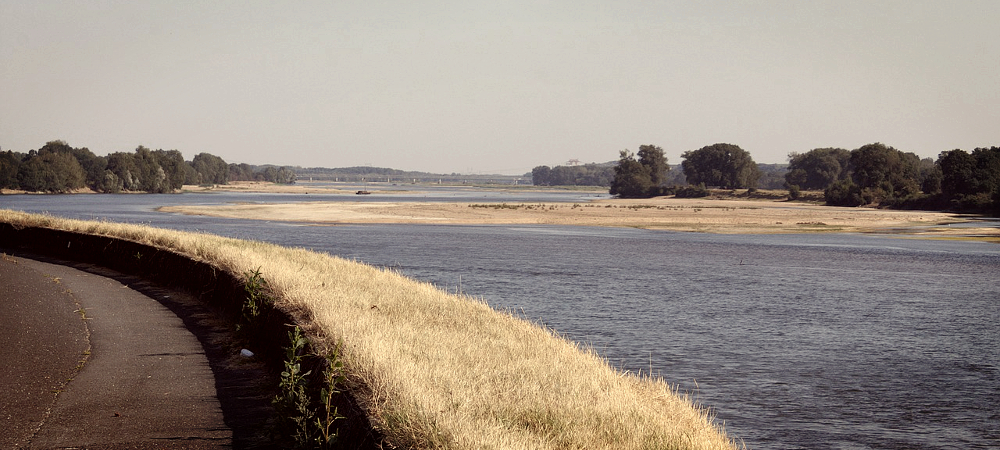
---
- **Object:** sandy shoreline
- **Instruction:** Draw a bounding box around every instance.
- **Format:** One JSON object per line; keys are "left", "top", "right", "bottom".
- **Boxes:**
{"left": 157, "top": 196, "right": 999, "bottom": 241}
{"left": 6, "top": 181, "right": 994, "bottom": 240}
{"left": 179, "top": 181, "right": 361, "bottom": 194}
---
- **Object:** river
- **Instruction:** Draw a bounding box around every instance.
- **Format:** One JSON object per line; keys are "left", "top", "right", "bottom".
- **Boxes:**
{"left": 2, "top": 188, "right": 998, "bottom": 449}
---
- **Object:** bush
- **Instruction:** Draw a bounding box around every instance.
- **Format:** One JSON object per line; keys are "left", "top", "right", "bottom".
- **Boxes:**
{"left": 787, "top": 185, "right": 801, "bottom": 200}
{"left": 272, "top": 326, "right": 344, "bottom": 448}
{"left": 824, "top": 179, "right": 863, "bottom": 206}
{"left": 649, "top": 185, "right": 675, "bottom": 197}
{"left": 954, "top": 192, "right": 996, "bottom": 212}
{"left": 674, "top": 183, "right": 710, "bottom": 198}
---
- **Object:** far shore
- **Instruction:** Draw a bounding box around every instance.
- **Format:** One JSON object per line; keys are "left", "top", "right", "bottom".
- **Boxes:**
{"left": 177, "top": 180, "right": 609, "bottom": 195}
{"left": 158, "top": 195, "right": 1000, "bottom": 242}
{"left": 5, "top": 181, "right": 995, "bottom": 241}
{"left": 179, "top": 181, "right": 361, "bottom": 195}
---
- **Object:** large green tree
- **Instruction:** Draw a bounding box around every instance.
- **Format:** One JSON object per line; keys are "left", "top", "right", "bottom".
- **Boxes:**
{"left": 105, "top": 152, "right": 138, "bottom": 192}
{"left": 785, "top": 148, "right": 851, "bottom": 190}
{"left": 261, "top": 166, "right": 297, "bottom": 184}
{"left": 229, "top": 163, "right": 258, "bottom": 182}
{"left": 608, "top": 145, "right": 673, "bottom": 197}
{"left": 35, "top": 141, "right": 111, "bottom": 192}
{"left": 16, "top": 151, "right": 85, "bottom": 193}
{"left": 681, "top": 143, "right": 760, "bottom": 189}
{"left": 823, "top": 143, "right": 926, "bottom": 207}
{"left": 636, "top": 144, "right": 669, "bottom": 187}
{"left": 937, "top": 148, "right": 975, "bottom": 199}
{"left": 0, "top": 150, "right": 22, "bottom": 189}
{"left": 133, "top": 146, "right": 168, "bottom": 193}
{"left": 153, "top": 149, "right": 187, "bottom": 191}
{"left": 938, "top": 147, "right": 1000, "bottom": 210}
{"left": 848, "top": 143, "right": 921, "bottom": 205}
{"left": 971, "top": 147, "right": 1000, "bottom": 195}
{"left": 609, "top": 150, "right": 652, "bottom": 198}
{"left": 191, "top": 153, "right": 229, "bottom": 185}
{"left": 73, "top": 149, "right": 108, "bottom": 192}
{"left": 531, "top": 166, "right": 552, "bottom": 186}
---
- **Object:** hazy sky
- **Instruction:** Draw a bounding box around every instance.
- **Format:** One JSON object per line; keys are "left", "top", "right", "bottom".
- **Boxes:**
{"left": 2, "top": 1, "right": 997, "bottom": 175}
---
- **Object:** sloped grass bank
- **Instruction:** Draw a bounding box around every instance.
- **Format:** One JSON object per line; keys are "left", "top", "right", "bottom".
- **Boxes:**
{"left": 0, "top": 210, "right": 740, "bottom": 450}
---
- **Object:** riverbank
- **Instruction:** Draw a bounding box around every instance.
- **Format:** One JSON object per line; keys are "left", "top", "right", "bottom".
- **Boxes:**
{"left": 177, "top": 181, "right": 608, "bottom": 195}
{"left": 157, "top": 196, "right": 999, "bottom": 241}
{"left": 180, "top": 181, "right": 359, "bottom": 194}
{"left": 0, "top": 209, "right": 740, "bottom": 449}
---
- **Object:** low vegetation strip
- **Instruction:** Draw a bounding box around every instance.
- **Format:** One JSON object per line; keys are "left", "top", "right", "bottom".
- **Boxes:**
{"left": 0, "top": 209, "right": 740, "bottom": 450}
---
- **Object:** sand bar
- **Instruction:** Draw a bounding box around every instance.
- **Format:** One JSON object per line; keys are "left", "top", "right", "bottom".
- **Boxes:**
{"left": 158, "top": 196, "right": 999, "bottom": 241}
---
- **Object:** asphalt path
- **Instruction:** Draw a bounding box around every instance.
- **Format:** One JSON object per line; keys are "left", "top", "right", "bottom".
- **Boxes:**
{"left": 0, "top": 254, "right": 240, "bottom": 449}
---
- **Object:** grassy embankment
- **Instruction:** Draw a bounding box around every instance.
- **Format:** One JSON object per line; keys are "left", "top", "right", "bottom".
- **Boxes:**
{"left": 0, "top": 209, "right": 740, "bottom": 450}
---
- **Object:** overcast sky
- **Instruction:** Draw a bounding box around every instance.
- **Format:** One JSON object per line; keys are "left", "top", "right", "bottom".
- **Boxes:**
{"left": 2, "top": 1, "right": 997, "bottom": 175}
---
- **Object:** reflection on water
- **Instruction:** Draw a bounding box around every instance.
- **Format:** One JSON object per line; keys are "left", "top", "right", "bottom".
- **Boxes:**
{"left": 3, "top": 192, "right": 998, "bottom": 449}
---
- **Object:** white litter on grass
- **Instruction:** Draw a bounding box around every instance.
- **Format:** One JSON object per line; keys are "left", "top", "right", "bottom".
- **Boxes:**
{"left": 240, "top": 349, "right": 254, "bottom": 358}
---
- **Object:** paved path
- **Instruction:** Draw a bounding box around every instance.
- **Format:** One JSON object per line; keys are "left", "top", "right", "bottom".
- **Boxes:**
{"left": 0, "top": 254, "right": 235, "bottom": 448}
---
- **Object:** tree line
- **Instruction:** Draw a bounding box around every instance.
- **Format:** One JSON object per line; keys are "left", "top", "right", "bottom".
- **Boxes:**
{"left": 791, "top": 143, "right": 999, "bottom": 211}
{"left": 531, "top": 163, "right": 615, "bottom": 187}
{"left": 0, "top": 140, "right": 295, "bottom": 193}
{"left": 608, "top": 143, "right": 762, "bottom": 198}
{"left": 533, "top": 145, "right": 785, "bottom": 192}
{"left": 605, "top": 142, "right": 998, "bottom": 212}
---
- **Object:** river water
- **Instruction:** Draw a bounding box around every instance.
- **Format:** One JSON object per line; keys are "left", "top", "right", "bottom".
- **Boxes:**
{"left": 3, "top": 188, "right": 998, "bottom": 450}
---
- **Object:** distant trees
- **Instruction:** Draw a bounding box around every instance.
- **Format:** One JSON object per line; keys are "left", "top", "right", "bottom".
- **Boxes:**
{"left": 11, "top": 141, "right": 86, "bottom": 193}
{"left": 600, "top": 139, "right": 999, "bottom": 210}
{"left": 227, "top": 163, "right": 296, "bottom": 184}
{"left": 227, "top": 163, "right": 252, "bottom": 182}
{"left": 815, "top": 143, "right": 998, "bottom": 211}
{"left": 530, "top": 166, "right": 552, "bottom": 185}
{"left": 261, "top": 166, "right": 297, "bottom": 184}
{"left": 937, "top": 147, "right": 1000, "bottom": 210}
{"left": 610, "top": 150, "right": 652, "bottom": 198}
{"left": 0, "top": 140, "right": 296, "bottom": 193}
{"left": 918, "top": 157, "right": 941, "bottom": 195}
{"left": 636, "top": 145, "right": 669, "bottom": 188}
{"left": 824, "top": 143, "right": 924, "bottom": 207}
{"left": 134, "top": 146, "right": 169, "bottom": 193}
{"left": 17, "top": 151, "right": 86, "bottom": 193}
{"left": 851, "top": 143, "right": 922, "bottom": 201}
{"left": 71, "top": 147, "right": 109, "bottom": 192}
{"left": 681, "top": 143, "right": 760, "bottom": 189}
{"left": 0, "top": 151, "right": 19, "bottom": 188}
{"left": 756, "top": 164, "right": 790, "bottom": 190}
{"left": 785, "top": 148, "right": 851, "bottom": 191}
{"left": 609, "top": 145, "right": 671, "bottom": 198}
{"left": 531, "top": 163, "right": 614, "bottom": 186}
{"left": 155, "top": 149, "right": 187, "bottom": 192}
{"left": 104, "top": 152, "right": 138, "bottom": 192}
{"left": 191, "top": 153, "right": 229, "bottom": 185}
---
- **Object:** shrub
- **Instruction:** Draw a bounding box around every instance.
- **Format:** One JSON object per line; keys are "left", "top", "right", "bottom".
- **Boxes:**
{"left": 272, "top": 326, "right": 344, "bottom": 448}
{"left": 787, "top": 185, "right": 801, "bottom": 200}
{"left": 825, "top": 179, "right": 863, "bottom": 206}
{"left": 674, "top": 183, "right": 710, "bottom": 198}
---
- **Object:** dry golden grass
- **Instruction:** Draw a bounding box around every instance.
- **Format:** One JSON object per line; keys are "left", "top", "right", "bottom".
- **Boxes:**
{"left": 1, "top": 209, "right": 741, "bottom": 449}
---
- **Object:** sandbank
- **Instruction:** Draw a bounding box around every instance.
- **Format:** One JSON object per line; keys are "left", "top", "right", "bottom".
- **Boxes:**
{"left": 179, "top": 181, "right": 360, "bottom": 194}
{"left": 157, "top": 196, "right": 999, "bottom": 241}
